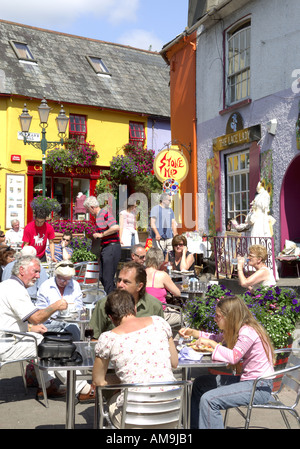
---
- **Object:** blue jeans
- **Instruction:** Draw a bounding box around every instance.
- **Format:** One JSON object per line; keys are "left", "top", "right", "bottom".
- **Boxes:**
{"left": 191, "top": 374, "right": 273, "bottom": 429}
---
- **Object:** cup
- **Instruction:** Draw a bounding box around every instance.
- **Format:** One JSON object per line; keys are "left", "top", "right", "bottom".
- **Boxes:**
{"left": 182, "top": 276, "right": 189, "bottom": 291}
{"left": 67, "top": 302, "right": 76, "bottom": 314}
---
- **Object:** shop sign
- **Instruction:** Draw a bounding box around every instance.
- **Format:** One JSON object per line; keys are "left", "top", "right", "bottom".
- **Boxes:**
{"left": 213, "top": 124, "right": 261, "bottom": 152}
{"left": 11, "top": 154, "right": 21, "bottom": 162}
{"left": 153, "top": 147, "right": 189, "bottom": 183}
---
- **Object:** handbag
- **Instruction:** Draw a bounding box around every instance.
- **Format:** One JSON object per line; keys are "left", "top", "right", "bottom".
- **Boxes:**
{"left": 38, "top": 331, "right": 76, "bottom": 360}
{"left": 91, "top": 236, "right": 102, "bottom": 258}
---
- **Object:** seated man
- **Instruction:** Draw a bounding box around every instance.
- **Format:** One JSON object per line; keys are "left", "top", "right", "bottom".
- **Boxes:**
{"left": 0, "top": 256, "right": 94, "bottom": 402}
{"left": 130, "top": 243, "right": 146, "bottom": 265}
{"left": 36, "top": 261, "right": 83, "bottom": 340}
{"left": 2, "top": 246, "right": 48, "bottom": 303}
{"left": 45, "top": 231, "right": 73, "bottom": 263}
{"left": 5, "top": 219, "right": 24, "bottom": 245}
{"left": 89, "top": 261, "right": 164, "bottom": 339}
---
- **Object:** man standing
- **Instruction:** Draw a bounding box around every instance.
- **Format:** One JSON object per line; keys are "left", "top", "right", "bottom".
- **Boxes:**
{"left": 130, "top": 243, "right": 146, "bottom": 265}
{"left": 89, "top": 261, "right": 164, "bottom": 338}
{"left": 150, "top": 193, "right": 178, "bottom": 255}
{"left": 5, "top": 219, "right": 24, "bottom": 245}
{"left": 84, "top": 196, "right": 121, "bottom": 295}
{"left": 23, "top": 210, "right": 56, "bottom": 262}
{"left": 45, "top": 231, "right": 73, "bottom": 263}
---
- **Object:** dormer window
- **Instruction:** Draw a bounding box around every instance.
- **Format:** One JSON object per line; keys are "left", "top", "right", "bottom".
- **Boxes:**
{"left": 10, "top": 41, "right": 37, "bottom": 63}
{"left": 86, "top": 56, "right": 110, "bottom": 75}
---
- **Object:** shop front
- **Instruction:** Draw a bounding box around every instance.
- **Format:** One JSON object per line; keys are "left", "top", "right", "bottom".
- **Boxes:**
{"left": 26, "top": 160, "right": 105, "bottom": 223}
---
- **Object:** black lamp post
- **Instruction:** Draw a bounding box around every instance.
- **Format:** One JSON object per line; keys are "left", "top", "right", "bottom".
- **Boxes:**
{"left": 19, "top": 97, "right": 69, "bottom": 196}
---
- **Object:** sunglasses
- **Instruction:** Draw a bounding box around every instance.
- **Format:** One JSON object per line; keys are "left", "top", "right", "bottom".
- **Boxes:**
{"left": 134, "top": 253, "right": 145, "bottom": 260}
{"left": 0, "top": 234, "right": 5, "bottom": 238}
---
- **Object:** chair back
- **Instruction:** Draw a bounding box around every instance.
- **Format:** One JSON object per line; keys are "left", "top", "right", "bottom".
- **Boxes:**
{"left": 280, "top": 351, "right": 300, "bottom": 396}
{"left": 95, "top": 380, "right": 190, "bottom": 429}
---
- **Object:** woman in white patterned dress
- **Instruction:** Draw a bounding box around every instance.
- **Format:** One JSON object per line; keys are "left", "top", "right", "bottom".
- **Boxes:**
{"left": 92, "top": 289, "right": 178, "bottom": 428}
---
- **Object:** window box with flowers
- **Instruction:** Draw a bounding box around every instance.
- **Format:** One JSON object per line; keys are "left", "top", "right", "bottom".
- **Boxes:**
{"left": 45, "top": 139, "right": 98, "bottom": 173}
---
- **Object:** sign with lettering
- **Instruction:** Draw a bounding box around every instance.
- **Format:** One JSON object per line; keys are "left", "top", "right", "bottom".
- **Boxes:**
{"left": 153, "top": 148, "right": 189, "bottom": 183}
{"left": 17, "top": 131, "right": 40, "bottom": 142}
{"left": 213, "top": 125, "right": 261, "bottom": 152}
{"left": 11, "top": 154, "right": 21, "bottom": 162}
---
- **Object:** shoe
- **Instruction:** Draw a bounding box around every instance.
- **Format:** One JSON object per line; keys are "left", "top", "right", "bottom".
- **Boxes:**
{"left": 36, "top": 380, "right": 66, "bottom": 400}
{"left": 78, "top": 384, "right": 96, "bottom": 403}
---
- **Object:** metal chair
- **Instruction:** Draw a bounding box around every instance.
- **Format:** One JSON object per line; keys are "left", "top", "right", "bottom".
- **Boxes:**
{"left": 0, "top": 330, "right": 49, "bottom": 407}
{"left": 94, "top": 380, "right": 192, "bottom": 429}
{"left": 223, "top": 348, "right": 300, "bottom": 429}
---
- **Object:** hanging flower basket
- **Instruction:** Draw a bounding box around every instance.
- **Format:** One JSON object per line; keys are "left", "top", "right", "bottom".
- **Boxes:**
{"left": 30, "top": 196, "right": 61, "bottom": 217}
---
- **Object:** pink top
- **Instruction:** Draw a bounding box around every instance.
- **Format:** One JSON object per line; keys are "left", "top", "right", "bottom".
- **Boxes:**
{"left": 120, "top": 209, "right": 136, "bottom": 231}
{"left": 145, "top": 271, "right": 167, "bottom": 309}
{"left": 200, "top": 325, "right": 274, "bottom": 381}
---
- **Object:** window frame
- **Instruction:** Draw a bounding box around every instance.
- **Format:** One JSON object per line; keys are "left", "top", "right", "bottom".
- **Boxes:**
{"left": 129, "top": 121, "right": 146, "bottom": 147}
{"left": 10, "top": 40, "right": 37, "bottom": 63}
{"left": 225, "top": 20, "right": 251, "bottom": 106}
{"left": 225, "top": 149, "right": 250, "bottom": 222}
{"left": 86, "top": 56, "right": 111, "bottom": 76}
{"left": 69, "top": 114, "right": 87, "bottom": 141}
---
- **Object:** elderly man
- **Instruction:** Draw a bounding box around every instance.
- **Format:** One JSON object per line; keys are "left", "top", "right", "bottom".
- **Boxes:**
{"left": 23, "top": 210, "right": 56, "bottom": 262}
{"left": 2, "top": 246, "right": 48, "bottom": 302}
{"left": 84, "top": 196, "right": 121, "bottom": 295}
{"left": 0, "top": 256, "right": 94, "bottom": 402}
{"left": 130, "top": 243, "right": 146, "bottom": 265}
{"left": 89, "top": 261, "right": 164, "bottom": 339}
{"left": 5, "top": 219, "right": 24, "bottom": 245}
{"left": 45, "top": 231, "right": 73, "bottom": 263}
{"left": 36, "top": 261, "right": 83, "bottom": 340}
{"left": 150, "top": 193, "right": 178, "bottom": 256}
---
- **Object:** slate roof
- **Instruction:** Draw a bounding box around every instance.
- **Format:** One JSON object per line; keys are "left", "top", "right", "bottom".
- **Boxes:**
{"left": 0, "top": 20, "right": 170, "bottom": 118}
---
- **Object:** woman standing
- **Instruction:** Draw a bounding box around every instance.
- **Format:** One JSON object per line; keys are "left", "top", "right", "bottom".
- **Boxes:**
{"left": 166, "top": 235, "right": 195, "bottom": 271}
{"left": 237, "top": 244, "right": 276, "bottom": 292}
{"left": 119, "top": 203, "right": 139, "bottom": 247}
{"left": 92, "top": 290, "right": 178, "bottom": 428}
{"left": 179, "top": 295, "right": 275, "bottom": 429}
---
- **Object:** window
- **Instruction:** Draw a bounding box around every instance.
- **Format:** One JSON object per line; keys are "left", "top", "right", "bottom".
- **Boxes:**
{"left": 10, "top": 41, "right": 36, "bottom": 62}
{"left": 226, "top": 150, "right": 249, "bottom": 222}
{"left": 86, "top": 56, "right": 110, "bottom": 75}
{"left": 129, "top": 122, "right": 145, "bottom": 147}
{"left": 69, "top": 114, "right": 87, "bottom": 142}
{"left": 226, "top": 21, "right": 250, "bottom": 105}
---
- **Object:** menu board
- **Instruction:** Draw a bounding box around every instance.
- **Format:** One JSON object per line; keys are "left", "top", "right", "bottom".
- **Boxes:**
{"left": 6, "top": 174, "right": 25, "bottom": 229}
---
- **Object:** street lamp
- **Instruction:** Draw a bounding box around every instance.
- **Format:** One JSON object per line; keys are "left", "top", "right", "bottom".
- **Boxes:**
{"left": 19, "top": 97, "right": 69, "bottom": 197}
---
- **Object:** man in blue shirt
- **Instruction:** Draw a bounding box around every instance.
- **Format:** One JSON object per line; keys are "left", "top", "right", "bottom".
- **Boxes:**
{"left": 45, "top": 231, "right": 73, "bottom": 263}
{"left": 150, "top": 193, "right": 178, "bottom": 256}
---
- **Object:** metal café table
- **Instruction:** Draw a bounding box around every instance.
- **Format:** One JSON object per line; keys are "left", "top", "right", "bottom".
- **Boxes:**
{"left": 38, "top": 342, "right": 227, "bottom": 429}
{"left": 178, "top": 356, "right": 227, "bottom": 429}
{"left": 38, "top": 341, "right": 96, "bottom": 429}
{"left": 56, "top": 312, "right": 90, "bottom": 340}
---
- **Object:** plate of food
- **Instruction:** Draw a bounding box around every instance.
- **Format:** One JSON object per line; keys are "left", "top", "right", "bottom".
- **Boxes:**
{"left": 187, "top": 340, "right": 214, "bottom": 355}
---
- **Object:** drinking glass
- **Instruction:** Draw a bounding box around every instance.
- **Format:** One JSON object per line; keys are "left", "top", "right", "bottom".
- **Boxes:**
{"left": 84, "top": 325, "right": 94, "bottom": 348}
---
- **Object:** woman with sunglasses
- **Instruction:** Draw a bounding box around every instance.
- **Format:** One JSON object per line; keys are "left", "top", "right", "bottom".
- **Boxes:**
{"left": 35, "top": 261, "right": 83, "bottom": 339}
{"left": 165, "top": 234, "right": 195, "bottom": 272}
{"left": 237, "top": 244, "right": 276, "bottom": 292}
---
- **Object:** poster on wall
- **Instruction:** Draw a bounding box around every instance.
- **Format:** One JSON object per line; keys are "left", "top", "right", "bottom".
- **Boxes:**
{"left": 6, "top": 174, "right": 25, "bottom": 229}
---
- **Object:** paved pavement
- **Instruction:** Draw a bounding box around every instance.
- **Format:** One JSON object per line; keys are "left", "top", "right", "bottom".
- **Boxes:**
{"left": 1, "top": 362, "right": 300, "bottom": 430}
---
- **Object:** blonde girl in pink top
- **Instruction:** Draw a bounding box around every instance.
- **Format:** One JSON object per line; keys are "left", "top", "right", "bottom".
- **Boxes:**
{"left": 179, "top": 295, "right": 275, "bottom": 428}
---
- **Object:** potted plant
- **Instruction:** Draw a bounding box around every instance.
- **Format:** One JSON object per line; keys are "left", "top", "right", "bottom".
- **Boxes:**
{"left": 241, "top": 286, "right": 300, "bottom": 350}
{"left": 70, "top": 236, "right": 97, "bottom": 263}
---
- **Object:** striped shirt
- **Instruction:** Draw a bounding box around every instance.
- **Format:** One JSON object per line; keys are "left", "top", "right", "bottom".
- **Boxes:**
{"left": 96, "top": 207, "right": 120, "bottom": 246}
